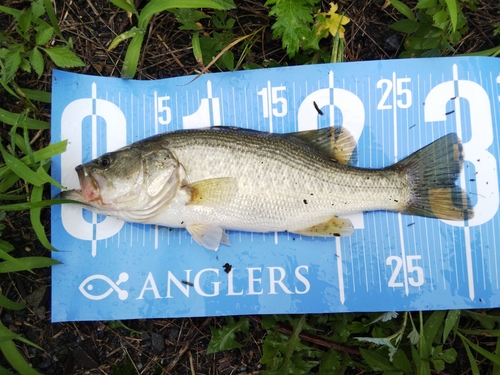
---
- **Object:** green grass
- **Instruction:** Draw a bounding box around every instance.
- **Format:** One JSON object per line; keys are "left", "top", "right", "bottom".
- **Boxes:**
{"left": 0, "top": 0, "right": 499, "bottom": 373}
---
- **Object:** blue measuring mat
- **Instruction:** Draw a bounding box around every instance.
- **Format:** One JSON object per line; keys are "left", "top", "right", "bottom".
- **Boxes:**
{"left": 51, "top": 56, "right": 500, "bottom": 322}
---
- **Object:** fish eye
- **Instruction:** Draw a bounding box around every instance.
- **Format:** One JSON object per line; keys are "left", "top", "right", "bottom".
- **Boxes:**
{"left": 98, "top": 154, "right": 112, "bottom": 168}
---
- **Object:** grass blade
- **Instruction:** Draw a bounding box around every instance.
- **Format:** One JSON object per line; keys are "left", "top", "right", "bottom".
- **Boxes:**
{"left": 37, "top": 163, "right": 65, "bottom": 189}
{"left": 443, "top": 310, "right": 460, "bottom": 342}
{"left": 42, "top": 0, "right": 63, "bottom": 39}
{"left": 30, "top": 185, "right": 56, "bottom": 250}
{"left": 0, "top": 256, "right": 61, "bottom": 273}
{"left": 458, "top": 332, "right": 500, "bottom": 366}
{"left": 0, "top": 140, "right": 68, "bottom": 178}
{"left": 0, "top": 5, "right": 22, "bottom": 19}
{"left": 0, "top": 295, "right": 24, "bottom": 311}
{"left": 494, "top": 336, "right": 500, "bottom": 375}
{"left": 108, "top": 27, "right": 145, "bottom": 51}
{"left": 0, "top": 144, "right": 45, "bottom": 186}
{"left": 0, "top": 321, "right": 41, "bottom": 375}
{"left": 459, "top": 333, "right": 480, "bottom": 375}
{"left": 0, "top": 199, "right": 80, "bottom": 211}
{"left": 121, "top": 33, "right": 145, "bottom": 78}
{"left": 423, "top": 311, "right": 445, "bottom": 355}
{"left": 20, "top": 88, "right": 51, "bottom": 103}
{"left": 139, "top": 0, "right": 235, "bottom": 28}
{"left": 0, "top": 249, "right": 33, "bottom": 273}
{"left": 0, "top": 108, "right": 49, "bottom": 130}
{"left": 443, "top": 0, "right": 458, "bottom": 32}
{"left": 109, "top": 0, "right": 138, "bottom": 15}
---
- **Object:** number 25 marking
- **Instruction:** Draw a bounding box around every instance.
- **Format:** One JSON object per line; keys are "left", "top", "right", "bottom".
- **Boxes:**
{"left": 377, "top": 77, "right": 412, "bottom": 110}
{"left": 386, "top": 255, "right": 424, "bottom": 288}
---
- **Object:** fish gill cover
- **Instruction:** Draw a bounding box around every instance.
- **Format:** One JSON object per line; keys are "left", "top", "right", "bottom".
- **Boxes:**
{"left": 51, "top": 56, "right": 500, "bottom": 322}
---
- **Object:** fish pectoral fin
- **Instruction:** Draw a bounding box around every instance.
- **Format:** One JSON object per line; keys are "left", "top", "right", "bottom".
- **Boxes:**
{"left": 287, "top": 126, "right": 357, "bottom": 165}
{"left": 185, "top": 177, "right": 237, "bottom": 206}
{"left": 290, "top": 217, "right": 354, "bottom": 237}
{"left": 186, "top": 224, "right": 229, "bottom": 251}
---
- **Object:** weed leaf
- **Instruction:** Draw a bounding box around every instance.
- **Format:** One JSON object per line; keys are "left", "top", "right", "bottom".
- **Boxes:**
{"left": 392, "top": 349, "right": 412, "bottom": 372}
{"left": 29, "top": 48, "right": 44, "bottom": 77}
{"left": 359, "top": 348, "right": 397, "bottom": 371}
{"left": 3, "top": 49, "right": 22, "bottom": 83}
{"left": 0, "top": 5, "right": 22, "bottom": 19}
{"left": 266, "top": 0, "right": 317, "bottom": 57}
{"left": 41, "top": 46, "right": 85, "bottom": 68}
{"left": 207, "top": 317, "right": 249, "bottom": 354}
{"left": 464, "top": 310, "right": 500, "bottom": 330}
{"left": 35, "top": 24, "right": 54, "bottom": 46}
{"left": 390, "top": 19, "right": 420, "bottom": 33}
{"left": 390, "top": 0, "right": 416, "bottom": 21}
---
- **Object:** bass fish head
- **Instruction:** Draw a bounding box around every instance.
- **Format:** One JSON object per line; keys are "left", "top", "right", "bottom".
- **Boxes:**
{"left": 61, "top": 142, "right": 182, "bottom": 219}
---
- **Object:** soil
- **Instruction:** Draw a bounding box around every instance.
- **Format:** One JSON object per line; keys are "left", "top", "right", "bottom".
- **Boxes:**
{"left": 1, "top": 0, "right": 500, "bottom": 374}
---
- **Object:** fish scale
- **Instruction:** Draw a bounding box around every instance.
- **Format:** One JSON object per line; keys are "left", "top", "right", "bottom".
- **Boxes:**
{"left": 167, "top": 129, "right": 403, "bottom": 215}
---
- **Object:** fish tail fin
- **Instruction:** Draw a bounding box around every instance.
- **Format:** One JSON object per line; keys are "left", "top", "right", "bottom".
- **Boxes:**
{"left": 391, "top": 133, "right": 473, "bottom": 221}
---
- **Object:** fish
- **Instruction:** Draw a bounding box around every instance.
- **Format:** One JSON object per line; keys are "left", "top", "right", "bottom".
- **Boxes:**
{"left": 59, "top": 126, "right": 473, "bottom": 250}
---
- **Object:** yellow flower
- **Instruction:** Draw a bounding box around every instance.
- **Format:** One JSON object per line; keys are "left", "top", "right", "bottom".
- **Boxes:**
{"left": 316, "top": 2, "right": 350, "bottom": 39}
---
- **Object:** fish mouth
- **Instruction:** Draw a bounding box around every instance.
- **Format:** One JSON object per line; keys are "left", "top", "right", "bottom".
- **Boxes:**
{"left": 59, "top": 164, "right": 104, "bottom": 205}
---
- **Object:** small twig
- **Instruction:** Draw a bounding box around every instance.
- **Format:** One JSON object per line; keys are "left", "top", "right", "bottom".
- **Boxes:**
{"left": 184, "top": 27, "right": 265, "bottom": 85}
{"left": 249, "top": 316, "right": 361, "bottom": 356}
{"left": 157, "top": 35, "right": 190, "bottom": 75}
{"left": 188, "top": 351, "right": 195, "bottom": 375}
{"left": 164, "top": 318, "right": 212, "bottom": 373}
{"left": 29, "top": 129, "right": 43, "bottom": 146}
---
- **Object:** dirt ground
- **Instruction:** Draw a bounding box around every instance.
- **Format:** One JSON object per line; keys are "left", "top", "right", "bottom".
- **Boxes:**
{"left": 1, "top": 0, "right": 500, "bottom": 374}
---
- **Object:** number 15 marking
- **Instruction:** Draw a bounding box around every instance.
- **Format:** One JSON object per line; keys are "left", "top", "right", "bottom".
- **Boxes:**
{"left": 257, "top": 82, "right": 288, "bottom": 118}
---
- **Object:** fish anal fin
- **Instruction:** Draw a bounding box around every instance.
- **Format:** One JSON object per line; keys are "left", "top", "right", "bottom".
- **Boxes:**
{"left": 185, "top": 177, "right": 237, "bottom": 206}
{"left": 290, "top": 217, "right": 354, "bottom": 237}
{"left": 186, "top": 224, "right": 229, "bottom": 250}
{"left": 288, "top": 126, "right": 357, "bottom": 165}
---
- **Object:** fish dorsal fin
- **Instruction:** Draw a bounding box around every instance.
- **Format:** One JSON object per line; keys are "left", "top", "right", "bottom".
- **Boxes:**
{"left": 185, "top": 177, "right": 237, "bottom": 206}
{"left": 290, "top": 216, "right": 354, "bottom": 237}
{"left": 288, "top": 126, "right": 357, "bottom": 165}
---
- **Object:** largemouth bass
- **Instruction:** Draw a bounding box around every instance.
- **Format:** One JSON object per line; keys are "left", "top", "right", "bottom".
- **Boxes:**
{"left": 60, "top": 126, "right": 473, "bottom": 250}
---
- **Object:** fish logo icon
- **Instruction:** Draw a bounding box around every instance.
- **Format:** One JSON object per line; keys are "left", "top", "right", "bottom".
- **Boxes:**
{"left": 79, "top": 272, "right": 129, "bottom": 301}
